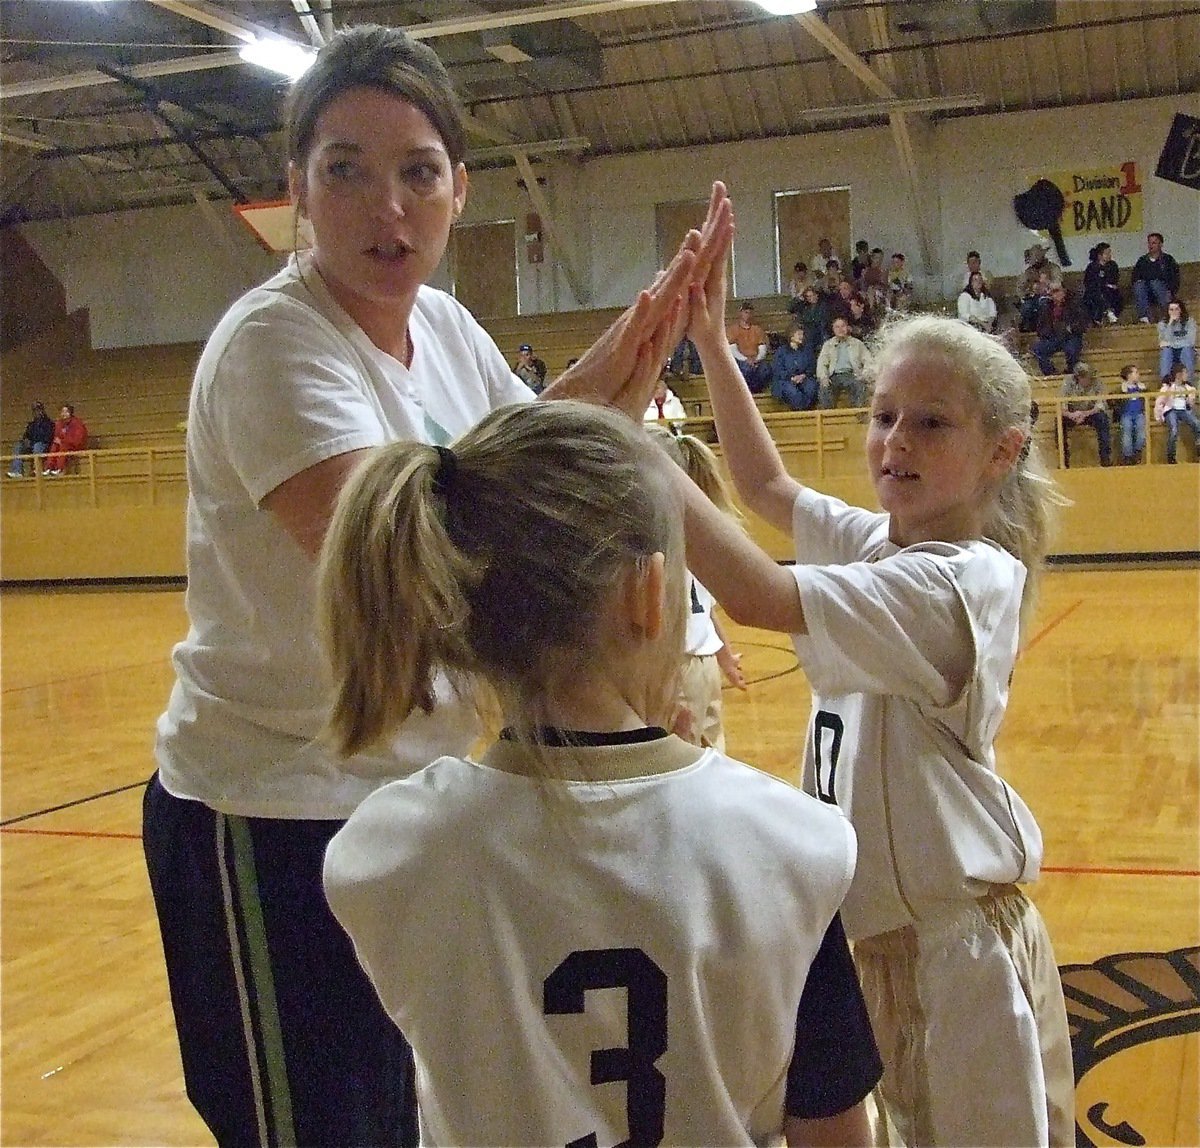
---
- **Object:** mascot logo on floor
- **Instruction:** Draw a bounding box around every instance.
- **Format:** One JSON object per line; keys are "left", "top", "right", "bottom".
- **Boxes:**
{"left": 1063, "top": 946, "right": 1200, "bottom": 1146}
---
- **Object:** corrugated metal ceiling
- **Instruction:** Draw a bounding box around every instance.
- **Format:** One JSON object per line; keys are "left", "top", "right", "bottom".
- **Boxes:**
{"left": 1, "top": 0, "right": 1196, "bottom": 225}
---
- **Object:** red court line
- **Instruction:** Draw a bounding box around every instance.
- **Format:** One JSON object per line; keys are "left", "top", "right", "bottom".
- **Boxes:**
{"left": 1022, "top": 598, "right": 1084, "bottom": 654}
{"left": 1, "top": 825, "right": 1194, "bottom": 876}
{"left": 1043, "top": 864, "right": 1200, "bottom": 878}
{"left": 0, "top": 827, "right": 140, "bottom": 841}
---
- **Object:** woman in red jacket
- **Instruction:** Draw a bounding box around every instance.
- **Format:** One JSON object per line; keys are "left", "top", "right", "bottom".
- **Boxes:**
{"left": 44, "top": 404, "right": 88, "bottom": 474}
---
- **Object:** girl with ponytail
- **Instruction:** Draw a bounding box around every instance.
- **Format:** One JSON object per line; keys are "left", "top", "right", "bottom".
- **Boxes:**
{"left": 319, "top": 399, "right": 881, "bottom": 1147}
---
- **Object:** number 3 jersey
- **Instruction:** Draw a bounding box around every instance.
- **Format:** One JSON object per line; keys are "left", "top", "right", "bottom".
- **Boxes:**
{"left": 787, "top": 487, "right": 1044, "bottom": 942}
{"left": 323, "top": 730, "right": 875, "bottom": 1147}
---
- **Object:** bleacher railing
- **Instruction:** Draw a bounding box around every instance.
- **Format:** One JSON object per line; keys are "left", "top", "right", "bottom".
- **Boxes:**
{"left": 2, "top": 394, "right": 1190, "bottom": 514}
{"left": 1, "top": 445, "right": 186, "bottom": 509}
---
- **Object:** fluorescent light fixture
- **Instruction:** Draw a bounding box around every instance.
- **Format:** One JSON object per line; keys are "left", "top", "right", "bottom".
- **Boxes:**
{"left": 485, "top": 42, "right": 534, "bottom": 64}
{"left": 239, "top": 37, "right": 316, "bottom": 80}
{"left": 754, "top": 0, "right": 818, "bottom": 14}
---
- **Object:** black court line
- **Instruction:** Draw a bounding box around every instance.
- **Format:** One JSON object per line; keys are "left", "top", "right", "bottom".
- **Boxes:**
{"left": 724, "top": 638, "right": 802, "bottom": 688}
{"left": 0, "top": 779, "right": 149, "bottom": 827}
{"left": 0, "top": 657, "right": 172, "bottom": 695}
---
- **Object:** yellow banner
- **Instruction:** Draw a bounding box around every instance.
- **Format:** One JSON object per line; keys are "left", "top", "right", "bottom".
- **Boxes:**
{"left": 1039, "top": 163, "right": 1144, "bottom": 236}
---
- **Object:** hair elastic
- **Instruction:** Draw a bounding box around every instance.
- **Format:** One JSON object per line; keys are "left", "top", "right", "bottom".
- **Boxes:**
{"left": 432, "top": 444, "right": 458, "bottom": 494}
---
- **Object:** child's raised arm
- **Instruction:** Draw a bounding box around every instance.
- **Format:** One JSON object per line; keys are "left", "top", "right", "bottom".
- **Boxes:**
{"left": 663, "top": 452, "right": 807, "bottom": 635}
{"left": 685, "top": 203, "right": 802, "bottom": 536}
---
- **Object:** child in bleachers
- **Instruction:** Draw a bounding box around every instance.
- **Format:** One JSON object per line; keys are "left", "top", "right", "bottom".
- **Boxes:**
{"left": 1117, "top": 365, "right": 1147, "bottom": 465}
{"left": 1154, "top": 362, "right": 1200, "bottom": 463}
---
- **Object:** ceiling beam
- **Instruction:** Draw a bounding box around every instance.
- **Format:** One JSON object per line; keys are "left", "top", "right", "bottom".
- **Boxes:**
{"left": 146, "top": 0, "right": 275, "bottom": 44}
{"left": 289, "top": 0, "right": 328, "bottom": 47}
{"left": 403, "top": 0, "right": 682, "bottom": 41}
{"left": 1, "top": 1, "right": 681, "bottom": 101}
{"left": 0, "top": 130, "right": 56, "bottom": 152}
{"left": 794, "top": 8, "right": 937, "bottom": 277}
{"left": 794, "top": 93, "right": 983, "bottom": 121}
{"left": 468, "top": 136, "right": 591, "bottom": 163}
{"left": 0, "top": 51, "right": 245, "bottom": 100}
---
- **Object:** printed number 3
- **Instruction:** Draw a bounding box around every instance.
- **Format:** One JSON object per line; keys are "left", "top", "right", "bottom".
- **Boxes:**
{"left": 813, "top": 710, "right": 844, "bottom": 805}
{"left": 543, "top": 948, "right": 668, "bottom": 1148}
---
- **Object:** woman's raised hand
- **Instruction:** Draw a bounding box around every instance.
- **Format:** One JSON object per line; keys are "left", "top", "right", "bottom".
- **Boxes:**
{"left": 545, "top": 182, "right": 733, "bottom": 418}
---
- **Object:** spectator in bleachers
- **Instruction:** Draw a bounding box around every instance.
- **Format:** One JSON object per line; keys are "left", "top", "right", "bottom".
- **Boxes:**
{"left": 809, "top": 237, "right": 838, "bottom": 277}
{"left": 44, "top": 404, "right": 89, "bottom": 475}
{"left": 644, "top": 372, "right": 688, "bottom": 431}
{"left": 788, "top": 284, "right": 831, "bottom": 348}
{"left": 1157, "top": 299, "right": 1196, "bottom": 378}
{"left": 957, "top": 272, "right": 998, "bottom": 333}
{"left": 1081, "top": 242, "right": 1122, "bottom": 325}
{"left": 886, "top": 253, "right": 913, "bottom": 312}
{"left": 512, "top": 343, "right": 547, "bottom": 393}
{"left": 726, "top": 301, "right": 771, "bottom": 393}
{"left": 7, "top": 401, "right": 55, "bottom": 478}
{"left": 1032, "top": 282, "right": 1089, "bottom": 375}
{"left": 847, "top": 293, "right": 877, "bottom": 342}
{"left": 1018, "top": 244, "right": 1062, "bottom": 331}
{"left": 958, "top": 250, "right": 990, "bottom": 292}
{"left": 770, "top": 325, "right": 818, "bottom": 411}
{"left": 1059, "top": 363, "right": 1112, "bottom": 468}
{"left": 1155, "top": 362, "right": 1200, "bottom": 463}
{"left": 1131, "top": 232, "right": 1181, "bottom": 323}
{"left": 816, "top": 317, "right": 870, "bottom": 409}
{"left": 1116, "top": 365, "right": 1148, "bottom": 465}
{"left": 859, "top": 248, "right": 888, "bottom": 313}
{"left": 850, "top": 239, "right": 871, "bottom": 284}
{"left": 827, "top": 278, "right": 856, "bottom": 328}
{"left": 667, "top": 335, "right": 702, "bottom": 382}
{"left": 786, "top": 260, "right": 812, "bottom": 299}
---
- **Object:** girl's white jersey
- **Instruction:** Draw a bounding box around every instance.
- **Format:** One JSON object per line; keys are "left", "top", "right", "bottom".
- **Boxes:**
{"left": 324, "top": 733, "right": 866, "bottom": 1147}
{"left": 686, "top": 574, "right": 724, "bottom": 656}
{"left": 787, "top": 487, "right": 1044, "bottom": 942}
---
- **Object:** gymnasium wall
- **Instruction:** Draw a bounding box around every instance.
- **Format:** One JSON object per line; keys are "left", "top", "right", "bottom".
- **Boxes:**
{"left": 16, "top": 94, "right": 1198, "bottom": 345}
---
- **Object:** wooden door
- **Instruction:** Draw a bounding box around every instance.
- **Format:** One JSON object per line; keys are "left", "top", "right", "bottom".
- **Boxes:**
{"left": 774, "top": 187, "right": 851, "bottom": 291}
{"left": 448, "top": 220, "right": 517, "bottom": 319}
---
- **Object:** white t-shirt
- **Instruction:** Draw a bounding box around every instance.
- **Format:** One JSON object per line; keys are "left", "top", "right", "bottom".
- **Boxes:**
{"left": 324, "top": 732, "right": 860, "bottom": 1147}
{"left": 787, "top": 488, "right": 1043, "bottom": 941}
{"left": 155, "top": 253, "right": 532, "bottom": 818}
{"left": 644, "top": 387, "right": 688, "bottom": 429}
{"left": 956, "top": 290, "right": 998, "bottom": 327}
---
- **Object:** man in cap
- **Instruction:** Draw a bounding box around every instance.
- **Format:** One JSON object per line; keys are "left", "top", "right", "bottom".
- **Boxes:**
{"left": 513, "top": 343, "right": 547, "bottom": 393}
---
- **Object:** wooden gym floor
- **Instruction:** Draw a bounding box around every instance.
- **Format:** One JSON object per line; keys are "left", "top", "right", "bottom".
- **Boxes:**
{"left": 2, "top": 568, "right": 1197, "bottom": 1147}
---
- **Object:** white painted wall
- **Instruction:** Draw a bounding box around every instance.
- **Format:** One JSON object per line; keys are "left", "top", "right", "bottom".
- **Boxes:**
{"left": 18, "top": 93, "right": 1198, "bottom": 349}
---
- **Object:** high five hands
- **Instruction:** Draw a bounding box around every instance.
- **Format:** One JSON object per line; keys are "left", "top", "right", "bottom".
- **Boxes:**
{"left": 545, "top": 182, "right": 734, "bottom": 419}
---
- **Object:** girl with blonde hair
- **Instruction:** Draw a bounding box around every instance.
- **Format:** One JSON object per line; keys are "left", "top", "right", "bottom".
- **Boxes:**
{"left": 646, "top": 425, "right": 747, "bottom": 749}
{"left": 320, "top": 399, "right": 881, "bottom": 1147}
{"left": 663, "top": 187, "right": 1074, "bottom": 1146}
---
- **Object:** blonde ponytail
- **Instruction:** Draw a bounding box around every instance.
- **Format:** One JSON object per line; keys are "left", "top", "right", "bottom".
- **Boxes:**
{"left": 318, "top": 442, "right": 478, "bottom": 757}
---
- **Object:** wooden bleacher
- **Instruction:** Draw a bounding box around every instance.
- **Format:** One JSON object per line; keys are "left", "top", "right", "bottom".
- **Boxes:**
{"left": 3, "top": 270, "right": 1198, "bottom": 581}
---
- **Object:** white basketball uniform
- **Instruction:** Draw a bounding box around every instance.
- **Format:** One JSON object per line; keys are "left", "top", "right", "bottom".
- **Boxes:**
{"left": 324, "top": 729, "right": 882, "bottom": 1147}
{"left": 786, "top": 487, "right": 1074, "bottom": 1147}
{"left": 678, "top": 575, "right": 727, "bottom": 750}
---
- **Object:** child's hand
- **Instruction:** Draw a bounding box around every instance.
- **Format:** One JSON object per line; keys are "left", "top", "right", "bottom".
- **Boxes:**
{"left": 686, "top": 190, "right": 735, "bottom": 356}
{"left": 671, "top": 705, "right": 698, "bottom": 743}
{"left": 717, "top": 647, "right": 747, "bottom": 690}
